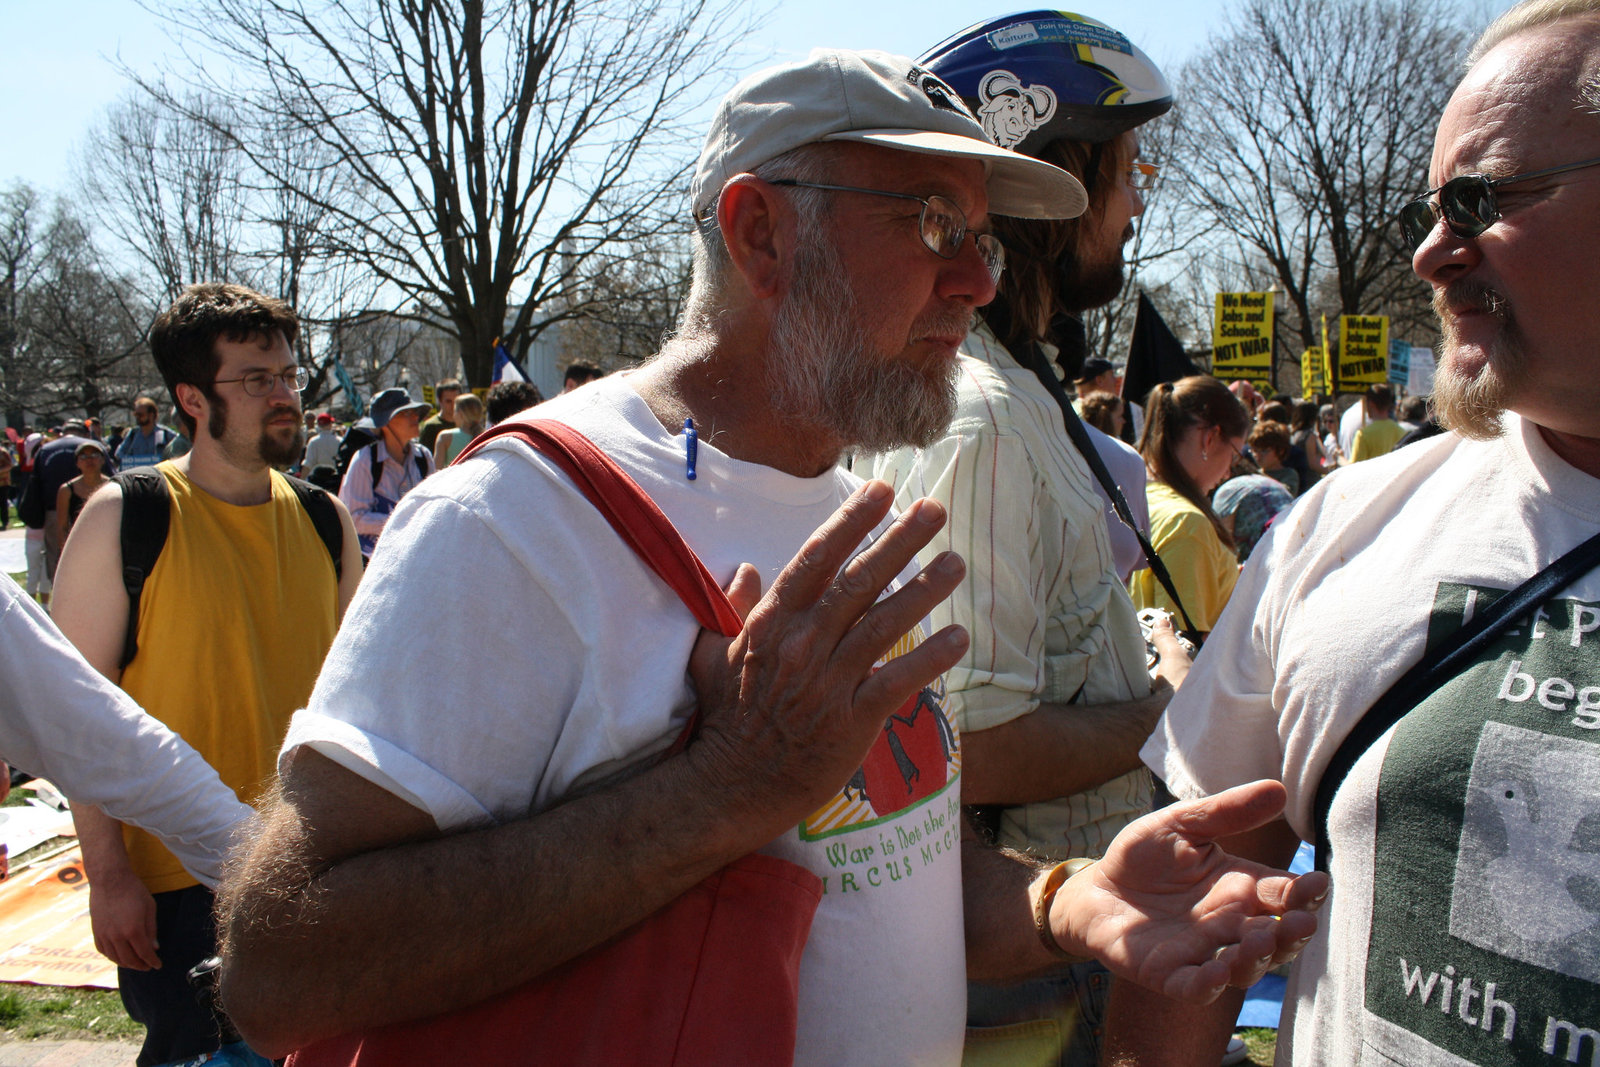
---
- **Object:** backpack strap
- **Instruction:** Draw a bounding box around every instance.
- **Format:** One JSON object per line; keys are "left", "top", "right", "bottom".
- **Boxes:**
{"left": 455, "top": 418, "right": 741, "bottom": 639}
{"left": 1312, "top": 526, "right": 1600, "bottom": 872}
{"left": 281, "top": 473, "right": 344, "bottom": 581}
{"left": 112, "top": 469, "right": 171, "bottom": 671}
{"left": 369, "top": 443, "right": 384, "bottom": 493}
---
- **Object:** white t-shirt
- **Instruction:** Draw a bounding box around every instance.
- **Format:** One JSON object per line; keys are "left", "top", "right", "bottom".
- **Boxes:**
{"left": 0, "top": 582, "right": 248, "bottom": 886}
{"left": 285, "top": 374, "right": 966, "bottom": 1066}
{"left": 866, "top": 323, "right": 1151, "bottom": 860}
{"left": 1143, "top": 413, "right": 1600, "bottom": 1065}
{"left": 1338, "top": 398, "right": 1367, "bottom": 457}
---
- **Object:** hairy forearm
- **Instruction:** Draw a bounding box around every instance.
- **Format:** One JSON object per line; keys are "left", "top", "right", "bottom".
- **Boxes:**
{"left": 958, "top": 690, "right": 1168, "bottom": 805}
{"left": 219, "top": 749, "right": 784, "bottom": 1057}
{"left": 72, "top": 804, "right": 133, "bottom": 879}
{"left": 961, "top": 826, "right": 1064, "bottom": 982}
{"left": 1103, "top": 983, "right": 1244, "bottom": 1066}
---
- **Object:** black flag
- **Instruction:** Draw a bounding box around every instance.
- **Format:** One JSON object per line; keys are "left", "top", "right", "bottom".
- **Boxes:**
{"left": 1122, "top": 291, "right": 1201, "bottom": 436}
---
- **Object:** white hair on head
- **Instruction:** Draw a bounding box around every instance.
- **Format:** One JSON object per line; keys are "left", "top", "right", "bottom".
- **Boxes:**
{"left": 673, "top": 144, "right": 842, "bottom": 344}
{"left": 1466, "top": 0, "right": 1600, "bottom": 114}
{"left": 1468, "top": 0, "right": 1600, "bottom": 63}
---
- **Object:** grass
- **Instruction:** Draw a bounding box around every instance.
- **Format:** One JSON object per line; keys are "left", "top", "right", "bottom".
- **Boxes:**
{"left": 0, "top": 985, "right": 140, "bottom": 1041}
{"left": 1, "top": 779, "right": 141, "bottom": 1044}
{"left": 1241, "top": 1026, "right": 1278, "bottom": 1063}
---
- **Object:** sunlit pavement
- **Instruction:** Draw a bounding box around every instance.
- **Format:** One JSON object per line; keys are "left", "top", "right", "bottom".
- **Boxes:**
{"left": 0, "top": 1040, "right": 142, "bottom": 1067}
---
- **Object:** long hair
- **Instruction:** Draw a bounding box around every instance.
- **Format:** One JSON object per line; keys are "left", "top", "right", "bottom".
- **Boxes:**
{"left": 1290, "top": 399, "right": 1319, "bottom": 435}
{"left": 1138, "top": 375, "right": 1249, "bottom": 548}
{"left": 985, "top": 133, "right": 1136, "bottom": 358}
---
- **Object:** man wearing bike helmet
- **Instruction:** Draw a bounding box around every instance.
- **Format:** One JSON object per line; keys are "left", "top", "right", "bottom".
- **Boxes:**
{"left": 865, "top": 13, "right": 1210, "bottom": 1065}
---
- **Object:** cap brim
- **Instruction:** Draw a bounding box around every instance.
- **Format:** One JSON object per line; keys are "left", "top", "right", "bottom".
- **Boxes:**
{"left": 824, "top": 129, "right": 1087, "bottom": 220}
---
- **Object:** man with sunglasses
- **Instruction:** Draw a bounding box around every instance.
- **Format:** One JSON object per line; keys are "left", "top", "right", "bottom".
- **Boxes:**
{"left": 865, "top": 15, "right": 1204, "bottom": 1065}
{"left": 213, "top": 51, "right": 1326, "bottom": 1063}
{"left": 50, "top": 283, "right": 363, "bottom": 1067}
{"left": 1113, "top": 2, "right": 1600, "bottom": 1064}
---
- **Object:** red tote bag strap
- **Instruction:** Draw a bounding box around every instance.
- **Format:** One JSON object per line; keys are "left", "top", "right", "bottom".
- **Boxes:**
{"left": 456, "top": 418, "right": 742, "bottom": 638}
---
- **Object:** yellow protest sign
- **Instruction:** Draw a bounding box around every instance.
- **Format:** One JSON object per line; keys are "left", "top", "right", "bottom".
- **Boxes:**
{"left": 1212, "top": 292, "right": 1274, "bottom": 390}
{"left": 1337, "top": 315, "right": 1390, "bottom": 391}
{"left": 1302, "top": 347, "right": 1325, "bottom": 399}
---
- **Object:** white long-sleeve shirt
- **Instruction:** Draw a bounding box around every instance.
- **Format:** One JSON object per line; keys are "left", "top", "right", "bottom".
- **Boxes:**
{"left": 0, "top": 582, "right": 249, "bottom": 886}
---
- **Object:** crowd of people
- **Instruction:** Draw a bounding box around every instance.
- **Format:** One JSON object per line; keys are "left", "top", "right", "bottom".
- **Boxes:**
{"left": 0, "top": 2, "right": 1595, "bottom": 1066}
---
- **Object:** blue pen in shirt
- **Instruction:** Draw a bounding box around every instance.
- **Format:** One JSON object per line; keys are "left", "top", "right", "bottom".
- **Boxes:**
{"left": 684, "top": 417, "right": 697, "bottom": 481}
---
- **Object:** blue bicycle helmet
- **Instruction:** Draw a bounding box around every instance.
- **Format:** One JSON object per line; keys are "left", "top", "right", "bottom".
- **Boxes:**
{"left": 919, "top": 11, "right": 1173, "bottom": 155}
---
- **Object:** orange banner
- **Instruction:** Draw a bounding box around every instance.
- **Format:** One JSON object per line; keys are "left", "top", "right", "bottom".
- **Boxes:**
{"left": 0, "top": 846, "right": 117, "bottom": 988}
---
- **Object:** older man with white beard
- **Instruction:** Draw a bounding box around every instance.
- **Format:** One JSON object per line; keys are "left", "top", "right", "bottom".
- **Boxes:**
{"left": 213, "top": 50, "right": 1326, "bottom": 1065}
{"left": 1109, "top": 2, "right": 1600, "bottom": 1064}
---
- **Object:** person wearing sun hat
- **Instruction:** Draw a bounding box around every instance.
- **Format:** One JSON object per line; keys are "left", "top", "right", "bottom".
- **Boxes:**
{"left": 337, "top": 386, "right": 436, "bottom": 559}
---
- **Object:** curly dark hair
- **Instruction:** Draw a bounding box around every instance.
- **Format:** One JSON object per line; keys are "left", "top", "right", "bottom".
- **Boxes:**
{"left": 485, "top": 380, "right": 545, "bottom": 424}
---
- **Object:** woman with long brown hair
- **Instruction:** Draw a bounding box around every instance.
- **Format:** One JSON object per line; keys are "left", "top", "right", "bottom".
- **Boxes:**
{"left": 1130, "top": 375, "right": 1250, "bottom": 637}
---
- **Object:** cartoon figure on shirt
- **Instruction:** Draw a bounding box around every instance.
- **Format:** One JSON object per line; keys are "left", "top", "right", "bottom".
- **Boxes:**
{"left": 855, "top": 686, "right": 958, "bottom": 815}
{"left": 805, "top": 681, "right": 960, "bottom": 839}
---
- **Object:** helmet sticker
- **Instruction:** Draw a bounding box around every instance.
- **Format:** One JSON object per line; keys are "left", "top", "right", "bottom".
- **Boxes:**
{"left": 906, "top": 64, "right": 968, "bottom": 115}
{"left": 987, "top": 16, "right": 1134, "bottom": 57}
{"left": 976, "top": 69, "right": 1057, "bottom": 149}
{"left": 990, "top": 22, "right": 1041, "bottom": 49}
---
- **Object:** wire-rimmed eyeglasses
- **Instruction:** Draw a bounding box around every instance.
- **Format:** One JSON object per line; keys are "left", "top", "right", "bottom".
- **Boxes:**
{"left": 766, "top": 179, "right": 1006, "bottom": 283}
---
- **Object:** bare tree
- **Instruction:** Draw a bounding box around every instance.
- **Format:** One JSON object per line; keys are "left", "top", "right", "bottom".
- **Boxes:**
{"left": 560, "top": 230, "right": 693, "bottom": 370}
{"left": 138, "top": 0, "right": 749, "bottom": 387}
{"left": 0, "top": 185, "right": 44, "bottom": 427}
{"left": 21, "top": 204, "right": 151, "bottom": 422}
{"left": 1165, "top": 0, "right": 1470, "bottom": 362}
{"left": 79, "top": 91, "right": 250, "bottom": 303}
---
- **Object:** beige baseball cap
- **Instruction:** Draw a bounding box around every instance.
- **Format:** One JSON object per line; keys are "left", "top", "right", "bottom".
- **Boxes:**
{"left": 690, "top": 49, "right": 1087, "bottom": 223}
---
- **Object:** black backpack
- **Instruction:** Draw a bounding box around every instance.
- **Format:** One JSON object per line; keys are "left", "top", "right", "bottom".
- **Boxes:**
{"left": 114, "top": 469, "right": 343, "bottom": 670}
{"left": 358, "top": 442, "right": 428, "bottom": 492}
{"left": 334, "top": 419, "right": 378, "bottom": 479}
{"left": 15, "top": 471, "right": 46, "bottom": 529}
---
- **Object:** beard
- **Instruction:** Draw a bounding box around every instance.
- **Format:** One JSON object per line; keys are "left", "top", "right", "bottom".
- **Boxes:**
{"left": 1058, "top": 223, "right": 1133, "bottom": 313}
{"left": 1431, "top": 279, "right": 1525, "bottom": 441}
{"left": 207, "top": 391, "right": 306, "bottom": 467}
{"left": 767, "top": 230, "right": 964, "bottom": 454}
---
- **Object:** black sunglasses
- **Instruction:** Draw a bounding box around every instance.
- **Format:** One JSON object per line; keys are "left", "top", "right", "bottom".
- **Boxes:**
{"left": 1398, "top": 155, "right": 1600, "bottom": 252}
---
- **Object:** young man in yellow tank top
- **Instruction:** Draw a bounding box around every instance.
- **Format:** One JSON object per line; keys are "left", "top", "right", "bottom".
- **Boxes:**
{"left": 51, "top": 283, "right": 364, "bottom": 1067}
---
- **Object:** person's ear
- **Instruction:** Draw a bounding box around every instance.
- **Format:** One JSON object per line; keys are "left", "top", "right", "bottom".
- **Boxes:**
{"left": 174, "top": 382, "right": 207, "bottom": 429}
{"left": 717, "top": 177, "right": 791, "bottom": 300}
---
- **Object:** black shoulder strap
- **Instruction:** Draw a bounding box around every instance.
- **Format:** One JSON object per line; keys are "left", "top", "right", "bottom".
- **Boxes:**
{"left": 1017, "top": 339, "right": 1200, "bottom": 634}
{"left": 1313, "top": 527, "right": 1600, "bottom": 872}
{"left": 113, "top": 469, "right": 171, "bottom": 671}
{"left": 281, "top": 473, "right": 344, "bottom": 581}
{"left": 369, "top": 442, "right": 383, "bottom": 492}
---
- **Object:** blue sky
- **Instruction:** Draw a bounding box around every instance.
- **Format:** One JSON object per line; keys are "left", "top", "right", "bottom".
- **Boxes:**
{"left": 1, "top": 0, "right": 1230, "bottom": 193}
